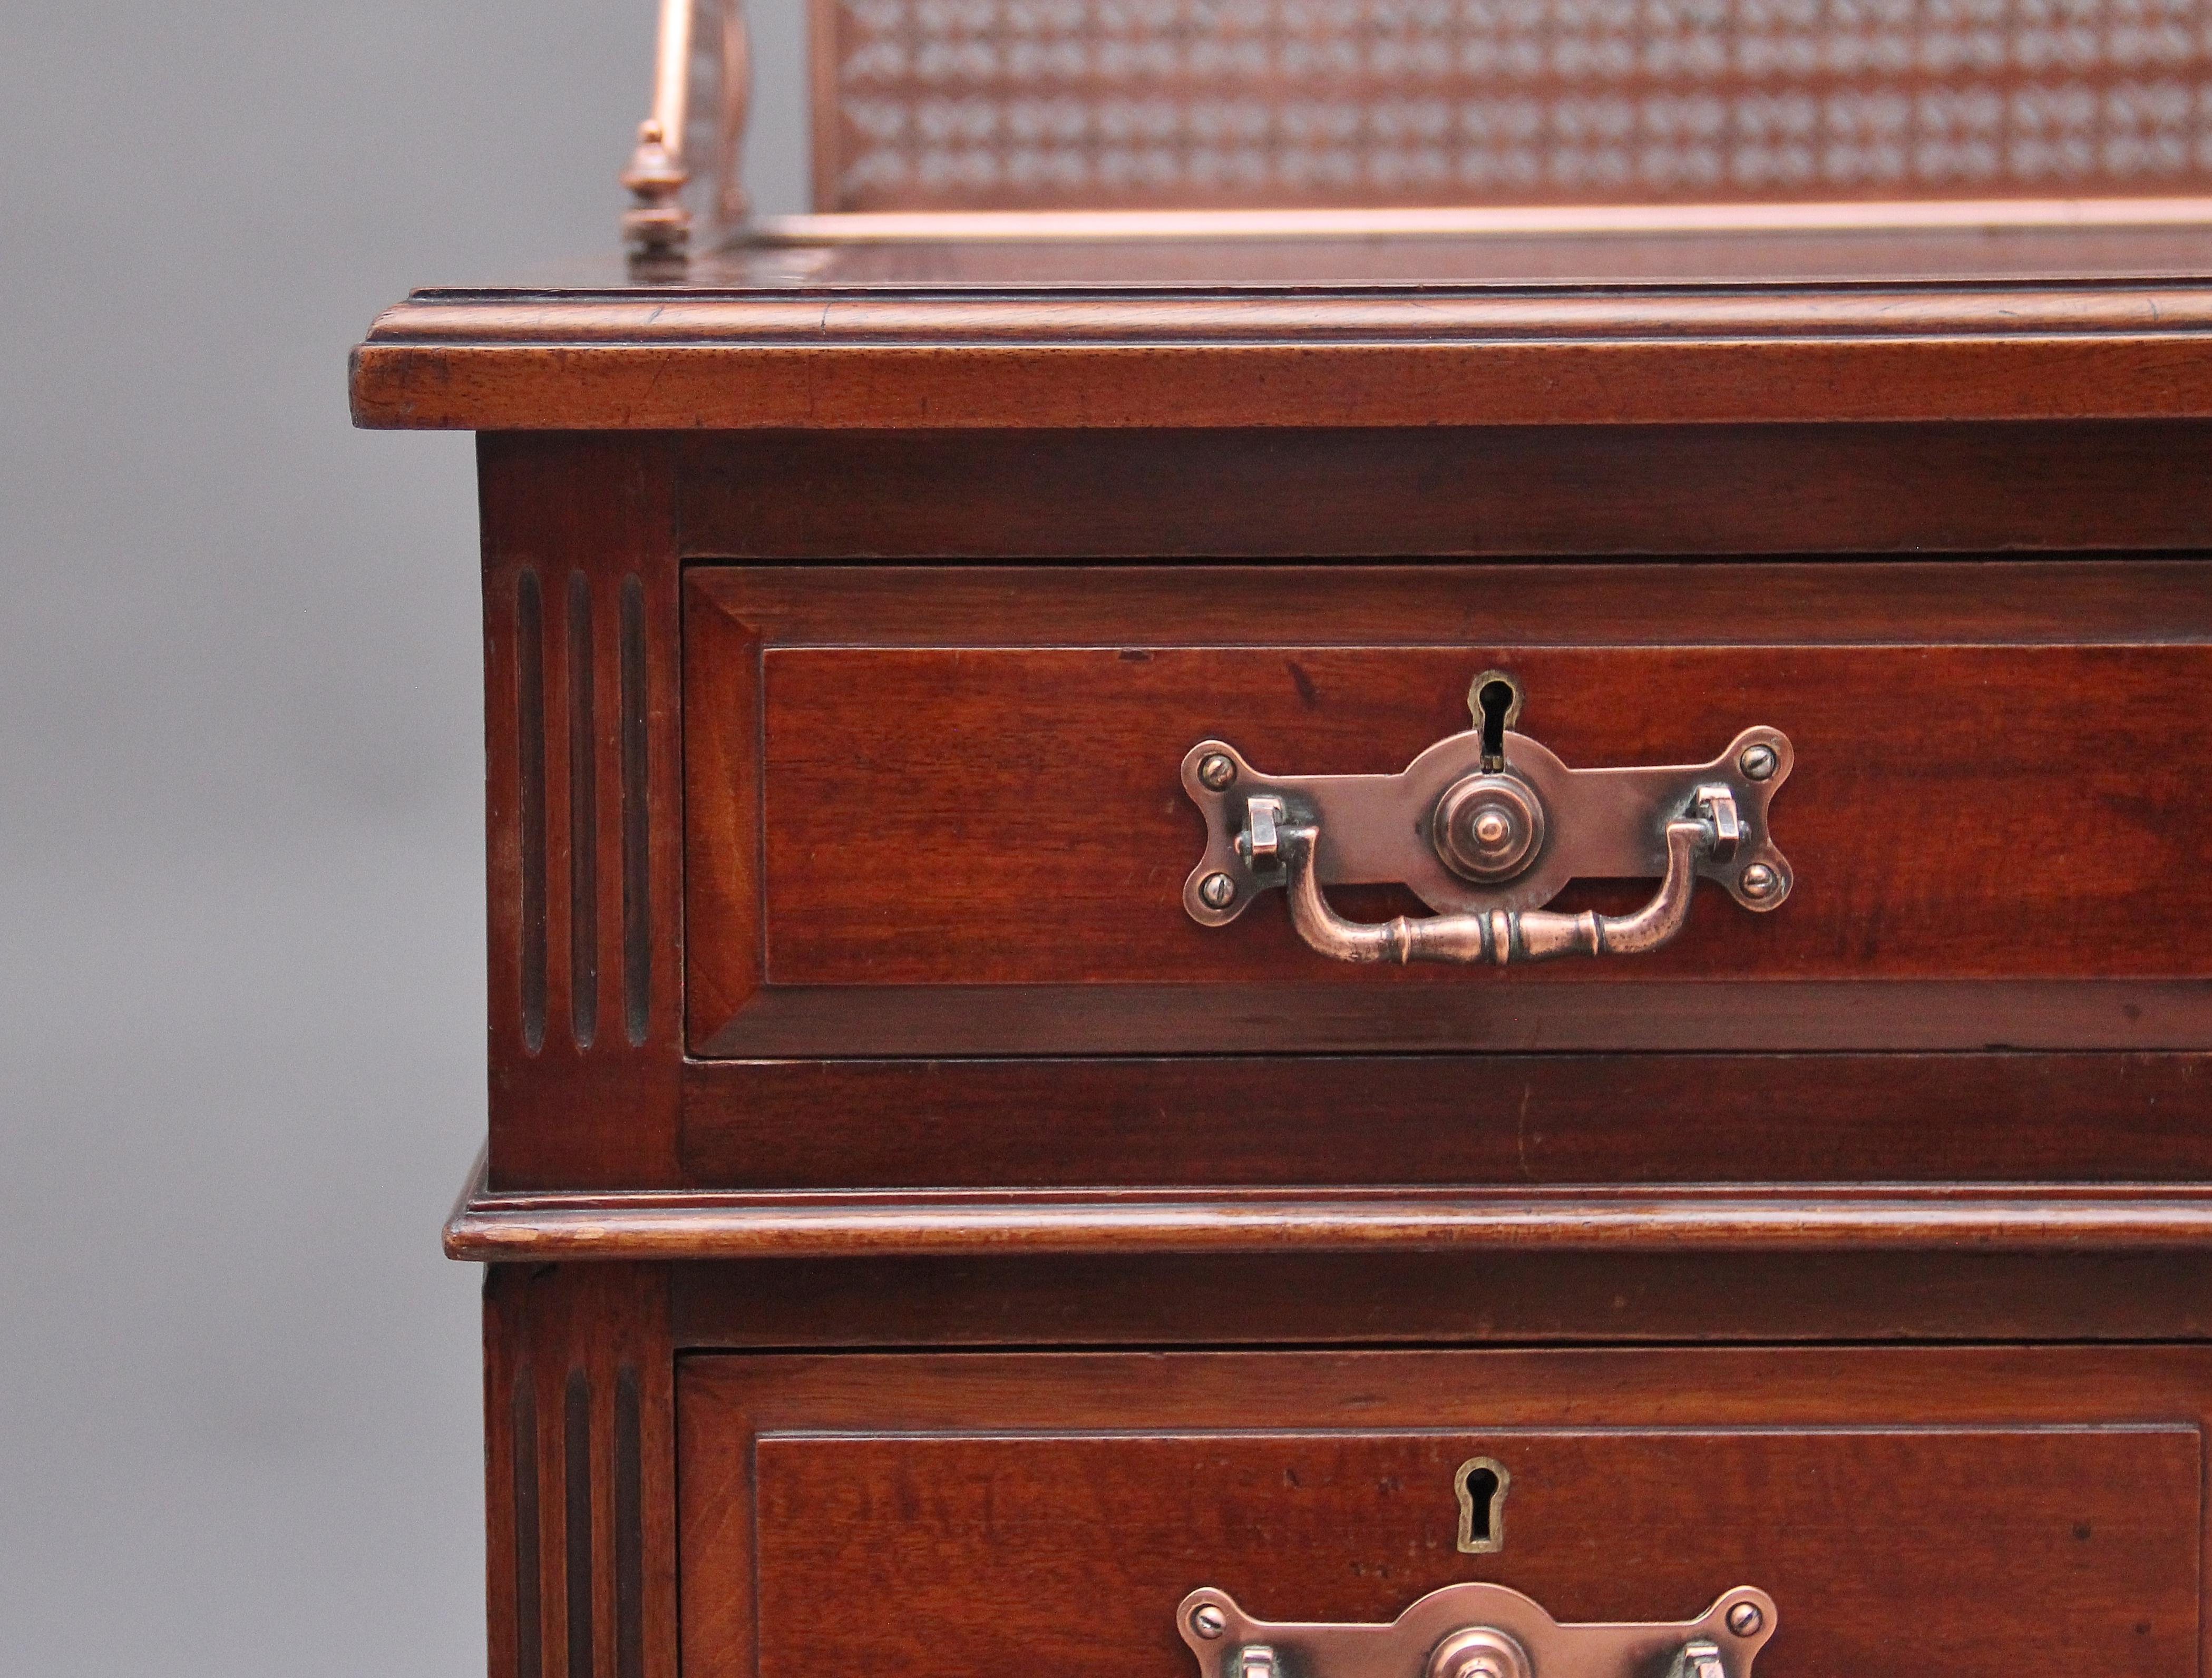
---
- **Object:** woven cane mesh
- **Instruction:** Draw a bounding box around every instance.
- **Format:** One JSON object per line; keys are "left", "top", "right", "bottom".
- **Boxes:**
{"left": 815, "top": 0, "right": 2212, "bottom": 209}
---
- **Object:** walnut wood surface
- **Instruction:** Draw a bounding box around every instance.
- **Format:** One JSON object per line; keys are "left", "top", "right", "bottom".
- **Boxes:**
{"left": 678, "top": 1349, "right": 2211, "bottom": 1678}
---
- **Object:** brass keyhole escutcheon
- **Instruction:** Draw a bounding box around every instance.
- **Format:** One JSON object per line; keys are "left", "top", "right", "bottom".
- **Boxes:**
{"left": 1438, "top": 673, "right": 1542, "bottom": 884}
{"left": 1468, "top": 670, "right": 1524, "bottom": 773}
{"left": 1454, "top": 1457, "right": 1510, "bottom": 1554}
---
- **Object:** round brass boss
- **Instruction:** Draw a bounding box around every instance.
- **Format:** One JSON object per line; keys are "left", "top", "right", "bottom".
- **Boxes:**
{"left": 1426, "top": 1627, "right": 1532, "bottom": 1678}
{"left": 1435, "top": 773, "right": 1546, "bottom": 883}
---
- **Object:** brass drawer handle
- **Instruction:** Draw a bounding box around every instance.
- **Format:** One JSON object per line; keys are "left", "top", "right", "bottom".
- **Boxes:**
{"left": 1180, "top": 1583, "right": 1777, "bottom": 1678}
{"left": 1182, "top": 673, "right": 1791, "bottom": 962}
{"left": 1269, "top": 799, "right": 1714, "bottom": 965}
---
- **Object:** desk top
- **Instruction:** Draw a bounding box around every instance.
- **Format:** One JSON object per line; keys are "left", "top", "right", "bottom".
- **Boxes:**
{"left": 352, "top": 220, "right": 2212, "bottom": 430}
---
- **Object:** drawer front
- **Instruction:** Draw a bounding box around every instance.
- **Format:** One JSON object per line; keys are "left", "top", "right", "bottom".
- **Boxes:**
{"left": 672, "top": 561, "right": 2212, "bottom": 1192}
{"left": 685, "top": 562, "right": 2212, "bottom": 1059}
{"left": 677, "top": 1348, "right": 2208, "bottom": 1678}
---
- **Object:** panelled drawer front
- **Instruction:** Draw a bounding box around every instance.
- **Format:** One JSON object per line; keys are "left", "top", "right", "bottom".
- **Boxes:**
{"left": 677, "top": 561, "right": 2212, "bottom": 1193}
{"left": 685, "top": 562, "right": 2212, "bottom": 1059}
{"left": 677, "top": 1348, "right": 2207, "bottom": 1678}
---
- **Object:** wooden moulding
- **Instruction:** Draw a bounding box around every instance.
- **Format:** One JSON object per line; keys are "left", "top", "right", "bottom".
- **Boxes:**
{"left": 353, "top": 274, "right": 2212, "bottom": 430}
{"left": 445, "top": 1156, "right": 2212, "bottom": 1261}
{"left": 753, "top": 199, "right": 2212, "bottom": 241}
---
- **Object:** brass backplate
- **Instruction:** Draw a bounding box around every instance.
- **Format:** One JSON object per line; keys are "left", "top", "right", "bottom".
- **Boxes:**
{"left": 1182, "top": 726, "right": 1791, "bottom": 926}
{"left": 1178, "top": 1582, "right": 1778, "bottom": 1678}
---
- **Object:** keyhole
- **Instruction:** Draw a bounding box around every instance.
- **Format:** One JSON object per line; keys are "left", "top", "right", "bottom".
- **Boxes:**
{"left": 1454, "top": 1456, "right": 1511, "bottom": 1554}
{"left": 1469, "top": 672, "right": 1523, "bottom": 774}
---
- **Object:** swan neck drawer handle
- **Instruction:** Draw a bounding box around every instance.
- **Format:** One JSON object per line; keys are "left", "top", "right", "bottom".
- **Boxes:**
{"left": 1268, "top": 799, "right": 1715, "bottom": 965}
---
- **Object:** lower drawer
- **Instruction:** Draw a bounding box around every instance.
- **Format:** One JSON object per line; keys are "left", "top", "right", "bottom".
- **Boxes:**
{"left": 678, "top": 1348, "right": 2207, "bottom": 1678}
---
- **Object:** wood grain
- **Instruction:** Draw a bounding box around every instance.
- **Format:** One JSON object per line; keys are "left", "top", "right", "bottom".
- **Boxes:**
{"left": 673, "top": 425, "right": 2212, "bottom": 558}
{"left": 676, "top": 1053, "right": 2212, "bottom": 1189}
{"left": 746, "top": 642, "right": 2212, "bottom": 987}
{"left": 678, "top": 1348, "right": 2212, "bottom": 1678}
{"left": 667, "top": 1250, "right": 2212, "bottom": 1347}
{"left": 678, "top": 559, "right": 2212, "bottom": 1065}
{"left": 682, "top": 565, "right": 2212, "bottom": 1079}
{"left": 481, "top": 437, "right": 685, "bottom": 1191}
{"left": 686, "top": 559, "right": 2212, "bottom": 640}
{"left": 693, "top": 982, "right": 2212, "bottom": 1056}
{"left": 482, "top": 1265, "right": 677, "bottom": 1678}
{"left": 354, "top": 280, "right": 2212, "bottom": 430}
{"left": 407, "top": 206, "right": 2212, "bottom": 1678}
{"left": 755, "top": 1430, "right": 2188, "bottom": 1675}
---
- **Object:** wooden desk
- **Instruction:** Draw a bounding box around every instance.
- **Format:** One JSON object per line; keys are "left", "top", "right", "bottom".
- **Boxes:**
{"left": 357, "top": 220, "right": 2212, "bottom": 1678}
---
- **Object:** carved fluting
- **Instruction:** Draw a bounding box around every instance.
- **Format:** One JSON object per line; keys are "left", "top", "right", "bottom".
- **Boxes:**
{"left": 511, "top": 566, "right": 655, "bottom": 1058}
{"left": 563, "top": 1370, "right": 594, "bottom": 1676}
{"left": 823, "top": 0, "right": 2212, "bottom": 210}
{"left": 517, "top": 569, "right": 549, "bottom": 1054}
{"left": 613, "top": 1368, "right": 646, "bottom": 1678}
{"left": 511, "top": 1375, "right": 543, "bottom": 1678}
{"left": 490, "top": 1266, "right": 671, "bottom": 1677}
{"left": 619, "top": 577, "right": 651, "bottom": 1048}
{"left": 567, "top": 573, "right": 599, "bottom": 1049}
{"left": 509, "top": 1360, "right": 650, "bottom": 1677}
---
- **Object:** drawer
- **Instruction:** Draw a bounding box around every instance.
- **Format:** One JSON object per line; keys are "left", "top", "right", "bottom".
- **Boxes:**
{"left": 676, "top": 1347, "right": 2208, "bottom": 1678}
{"left": 673, "top": 560, "right": 2212, "bottom": 1190}
{"left": 686, "top": 562, "right": 2212, "bottom": 1057}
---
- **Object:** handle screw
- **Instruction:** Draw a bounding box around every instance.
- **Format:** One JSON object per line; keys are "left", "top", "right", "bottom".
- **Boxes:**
{"left": 1198, "top": 872, "right": 1237, "bottom": 910}
{"left": 1191, "top": 1605, "right": 1227, "bottom": 1640}
{"left": 1739, "top": 863, "right": 1779, "bottom": 900}
{"left": 1739, "top": 743, "right": 1778, "bottom": 781}
{"left": 1198, "top": 753, "right": 1237, "bottom": 790}
{"left": 1726, "top": 1603, "right": 1765, "bottom": 1637}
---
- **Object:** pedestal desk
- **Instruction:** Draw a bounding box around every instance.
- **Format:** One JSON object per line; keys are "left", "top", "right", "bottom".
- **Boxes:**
{"left": 354, "top": 8, "right": 2212, "bottom": 1669}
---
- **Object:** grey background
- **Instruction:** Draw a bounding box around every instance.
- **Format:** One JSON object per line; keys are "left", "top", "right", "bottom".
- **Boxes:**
{"left": 2, "top": 6, "right": 806, "bottom": 1672}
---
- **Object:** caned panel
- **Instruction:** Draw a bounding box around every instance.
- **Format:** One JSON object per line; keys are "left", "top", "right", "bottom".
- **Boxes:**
{"left": 813, "top": 0, "right": 2212, "bottom": 211}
